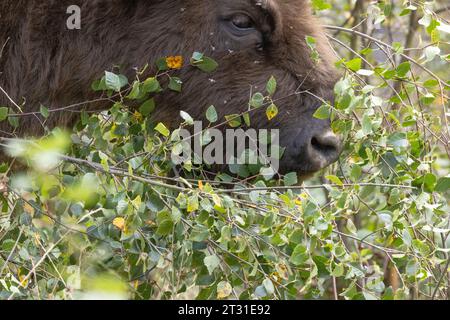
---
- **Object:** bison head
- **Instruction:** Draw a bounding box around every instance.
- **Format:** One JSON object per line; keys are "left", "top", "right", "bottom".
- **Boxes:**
{"left": 153, "top": 0, "right": 342, "bottom": 175}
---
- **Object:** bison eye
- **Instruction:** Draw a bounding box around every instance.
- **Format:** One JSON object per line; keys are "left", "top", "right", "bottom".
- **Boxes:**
{"left": 221, "top": 13, "right": 263, "bottom": 52}
{"left": 230, "top": 14, "right": 254, "bottom": 30}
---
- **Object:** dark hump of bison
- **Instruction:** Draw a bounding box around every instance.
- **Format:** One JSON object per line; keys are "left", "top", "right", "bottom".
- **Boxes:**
{"left": 0, "top": 0, "right": 342, "bottom": 174}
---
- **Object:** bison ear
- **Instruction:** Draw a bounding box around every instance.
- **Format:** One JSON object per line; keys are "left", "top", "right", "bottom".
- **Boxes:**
{"left": 258, "top": 0, "right": 282, "bottom": 35}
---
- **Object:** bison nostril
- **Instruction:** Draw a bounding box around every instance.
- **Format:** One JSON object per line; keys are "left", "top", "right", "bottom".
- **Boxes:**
{"left": 311, "top": 136, "right": 337, "bottom": 154}
{"left": 309, "top": 131, "right": 341, "bottom": 163}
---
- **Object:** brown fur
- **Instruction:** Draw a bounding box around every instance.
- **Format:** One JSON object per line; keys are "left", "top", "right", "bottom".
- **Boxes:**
{"left": 0, "top": 0, "right": 340, "bottom": 173}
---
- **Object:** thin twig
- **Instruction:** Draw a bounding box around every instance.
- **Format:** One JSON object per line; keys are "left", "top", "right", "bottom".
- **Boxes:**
{"left": 432, "top": 256, "right": 450, "bottom": 300}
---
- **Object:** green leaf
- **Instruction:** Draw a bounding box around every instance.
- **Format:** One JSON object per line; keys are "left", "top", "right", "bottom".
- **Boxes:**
{"left": 139, "top": 99, "right": 155, "bottom": 116}
{"left": 423, "top": 173, "right": 437, "bottom": 192}
{"left": 190, "top": 53, "right": 218, "bottom": 73}
{"left": 1, "top": 239, "right": 15, "bottom": 252}
{"left": 345, "top": 58, "right": 362, "bottom": 72}
{"left": 243, "top": 113, "right": 250, "bottom": 126}
{"left": 325, "top": 175, "right": 343, "bottom": 186}
{"left": 168, "top": 77, "right": 182, "bottom": 92}
{"left": 412, "top": 239, "right": 431, "bottom": 256}
{"left": 180, "top": 111, "right": 194, "bottom": 125}
{"left": 250, "top": 92, "right": 265, "bottom": 109}
{"left": 104, "top": 71, "right": 128, "bottom": 92}
{"left": 263, "top": 278, "right": 275, "bottom": 295}
{"left": 8, "top": 116, "right": 19, "bottom": 128}
{"left": 392, "top": 42, "right": 404, "bottom": 53}
{"left": 91, "top": 78, "right": 106, "bottom": 91}
{"left": 423, "top": 79, "right": 439, "bottom": 88}
{"left": 424, "top": 46, "right": 440, "bottom": 62}
{"left": 126, "top": 81, "right": 141, "bottom": 99}
{"left": 206, "top": 105, "right": 218, "bottom": 123}
{"left": 305, "top": 35, "right": 316, "bottom": 47}
{"left": 142, "top": 77, "right": 161, "bottom": 93}
{"left": 290, "top": 244, "right": 308, "bottom": 266}
{"left": 191, "top": 52, "right": 204, "bottom": 61}
{"left": 420, "top": 93, "right": 435, "bottom": 105}
{"left": 260, "top": 166, "right": 276, "bottom": 180}
{"left": 254, "top": 285, "right": 267, "bottom": 298}
{"left": 405, "top": 260, "right": 419, "bottom": 277}
{"left": 266, "top": 76, "right": 277, "bottom": 96}
{"left": 435, "top": 177, "right": 450, "bottom": 193}
{"left": 189, "top": 225, "right": 210, "bottom": 242}
{"left": 225, "top": 114, "right": 242, "bottom": 128}
{"left": 170, "top": 207, "right": 181, "bottom": 224}
{"left": 337, "top": 93, "right": 352, "bottom": 110}
{"left": 156, "top": 219, "right": 174, "bottom": 236}
{"left": 156, "top": 57, "right": 168, "bottom": 71}
{"left": 0, "top": 107, "right": 9, "bottom": 121}
{"left": 388, "top": 132, "right": 408, "bottom": 150}
{"left": 154, "top": 122, "right": 170, "bottom": 137}
{"left": 350, "top": 165, "right": 362, "bottom": 181}
{"left": 332, "top": 263, "right": 345, "bottom": 277}
{"left": 312, "top": 0, "right": 332, "bottom": 11}
{"left": 305, "top": 36, "right": 320, "bottom": 63}
{"left": 362, "top": 114, "right": 373, "bottom": 135}
{"left": 346, "top": 219, "right": 357, "bottom": 235}
{"left": 40, "top": 105, "right": 50, "bottom": 118}
{"left": 313, "top": 104, "right": 331, "bottom": 119}
{"left": 204, "top": 255, "right": 220, "bottom": 275}
{"left": 284, "top": 172, "right": 298, "bottom": 186}
{"left": 187, "top": 194, "right": 199, "bottom": 213}
{"left": 396, "top": 62, "right": 411, "bottom": 77}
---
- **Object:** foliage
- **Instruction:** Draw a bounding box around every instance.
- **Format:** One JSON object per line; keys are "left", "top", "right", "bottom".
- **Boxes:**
{"left": 0, "top": 0, "right": 449, "bottom": 300}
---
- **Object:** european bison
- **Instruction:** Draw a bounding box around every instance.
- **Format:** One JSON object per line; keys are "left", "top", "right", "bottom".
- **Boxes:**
{"left": 0, "top": 0, "right": 341, "bottom": 174}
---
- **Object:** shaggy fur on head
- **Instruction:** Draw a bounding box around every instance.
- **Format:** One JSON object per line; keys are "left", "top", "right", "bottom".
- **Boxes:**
{"left": 0, "top": 0, "right": 339, "bottom": 173}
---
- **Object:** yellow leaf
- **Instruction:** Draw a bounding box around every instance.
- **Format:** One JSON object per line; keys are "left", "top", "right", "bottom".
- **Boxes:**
{"left": 325, "top": 175, "right": 344, "bottom": 186}
{"left": 24, "top": 203, "right": 35, "bottom": 215}
{"left": 275, "top": 263, "right": 289, "bottom": 280}
{"left": 33, "top": 234, "right": 41, "bottom": 246}
{"left": 266, "top": 103, "right": 278, "bottom": 121}
{"left": 131, "top": 195, "right": 142, "bottom": 209}
{"left": 113, "top": 217, "right": 125, "bottom": 231}
{"left": 133, "top": 111, "right": 143, "bottom": 122}
{"left": 19, "top": 274, "right": 29, "bottom": 287}
{"left": 166, "top": 56, "right": 183, "bottom": 69}
{"left": 217, "top": 281, "right": 232, "bottom": 299}
{"left": 198, "top": 180, "right": 204, "bottom": 191}
{"left": 270, "top": 272, "right": 281, "bottom": 283}
{"left": 212, "top": 194, "right": 222, "bottom": 207}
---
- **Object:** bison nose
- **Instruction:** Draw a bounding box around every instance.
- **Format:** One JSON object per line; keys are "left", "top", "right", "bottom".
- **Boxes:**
{"left": 307, "top": 130, "right": 341, "bottom": 169}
